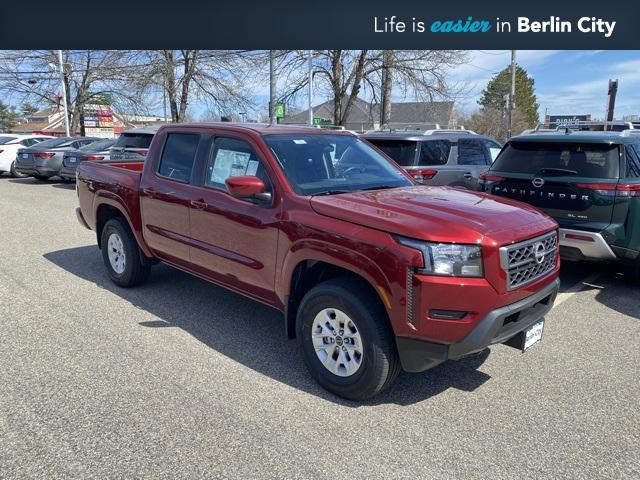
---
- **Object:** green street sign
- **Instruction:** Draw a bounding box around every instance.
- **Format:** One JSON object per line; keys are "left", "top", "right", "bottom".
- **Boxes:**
{"left": 275, "top": 102, "right": 285, "bottom": 119}
{"left": 313, "top": 117, "right": 331, "bottom": 125}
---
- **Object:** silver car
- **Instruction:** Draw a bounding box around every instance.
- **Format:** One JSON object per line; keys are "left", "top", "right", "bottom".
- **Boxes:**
{"left": 14, "top": 136, "right": 99, "bottom": 180}
{"left": 363, "top": 128, "right": 502, "bottom": 190}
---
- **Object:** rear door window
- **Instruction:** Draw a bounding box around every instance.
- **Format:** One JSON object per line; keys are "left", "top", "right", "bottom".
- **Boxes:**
{"left": 626, "top": 144, "right": 640, "bottom": 178}
{"left": 458, "top": 139, "right": 490, "bottom": 166}
{"left": 367, "top": 139, "right": 417, "bottom": 166}
{"left": 157, "top": 133, "right": 200, "bottom": 182}
{"left": 492, "top": 142, "right": 620, "bottom": 179}
{"left": 418, "top": 140, "right": 450, "bottom": 166}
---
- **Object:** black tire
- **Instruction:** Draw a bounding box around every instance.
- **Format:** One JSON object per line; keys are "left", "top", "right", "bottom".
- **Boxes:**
{"left": 296, "top": 277, "right": 400, "bottom": 400}
{"left": 10, "top": 161, "right": 28, "bottom": 178}
{"left": 101, "top": 218, "right": 151, "bottom": 288}
{"left": 33, "top": 175, "right": 50, "bottom": 181}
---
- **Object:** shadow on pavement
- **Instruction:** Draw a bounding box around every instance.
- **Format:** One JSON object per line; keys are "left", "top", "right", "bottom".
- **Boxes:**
{"left": 44, "top": 245, "right": 492, "bottom": 407}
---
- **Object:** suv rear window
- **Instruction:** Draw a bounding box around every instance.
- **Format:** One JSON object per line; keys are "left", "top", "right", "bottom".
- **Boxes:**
{"left": 419, "top": 140, "right": 450, "bottom": 166}
{"left": 114, "top": 133, "right": 154, "bottom": 149}
{"left": 492, "top": 142, "right": 620, "bottom": 179}
{"left": 32, "top": 137, "right": 74, "bottom": 148}
{"left": 367, "top": 139, "right": 417, "bottom": 166}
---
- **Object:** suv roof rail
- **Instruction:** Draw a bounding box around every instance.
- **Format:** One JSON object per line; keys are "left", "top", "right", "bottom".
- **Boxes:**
{"left": 621, "top": 129, "right": 640, "bottom": 137}
{"left": 366, "top": 124, "right": 477, "bottom": 135}
{"left": 534, "top": 120, "right": 635, "bottom": 133}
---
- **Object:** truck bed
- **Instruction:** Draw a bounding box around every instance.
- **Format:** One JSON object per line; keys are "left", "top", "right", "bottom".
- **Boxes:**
{"left": 76, "top": 160, "right": 145, "bottom": 234}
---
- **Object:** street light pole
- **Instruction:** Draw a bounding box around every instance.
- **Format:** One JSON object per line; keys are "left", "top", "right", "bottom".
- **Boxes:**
{"left": 308, "top": 50, "right": 313, "bottom": 126}
{"left": 507, "top": 49, "right": 516, "bottom": 139}
{"left": 58, "top": 50, "right": 70, "bottom": 136}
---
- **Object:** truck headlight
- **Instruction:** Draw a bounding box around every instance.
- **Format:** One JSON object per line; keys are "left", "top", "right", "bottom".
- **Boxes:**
{"left": 397, "top": 237, "right": 483, "bottom": 278}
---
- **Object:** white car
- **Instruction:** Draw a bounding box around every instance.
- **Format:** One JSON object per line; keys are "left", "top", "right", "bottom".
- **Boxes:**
{"left": 0, "top": 134, "right": 54, "bottom": 177}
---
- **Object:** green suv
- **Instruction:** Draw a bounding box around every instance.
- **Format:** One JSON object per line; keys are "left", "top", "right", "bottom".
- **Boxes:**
{"left": 480, "top": 128, "right": 640, "bottom": 278}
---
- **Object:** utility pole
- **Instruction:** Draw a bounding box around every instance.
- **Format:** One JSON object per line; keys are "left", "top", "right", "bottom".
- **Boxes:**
{"left": 507, "top": 49, "right": 516, "bottom": 139}
{"left": 307, "top": 50, "right": 313, "bottom": 126}
{"left": 57, "top": 50, "right": 70, "bottom": 136}
{"left": 380, "top": 50, "right": 393, "bottom": 128}
{"left": 269, "top": 50, "right": 276, "bottom": 125}
{"left": 606, "top": 79, "right": 618, "bottom": 129}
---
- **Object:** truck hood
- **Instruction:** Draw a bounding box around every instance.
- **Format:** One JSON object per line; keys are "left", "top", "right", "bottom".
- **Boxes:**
{"left": 309, "top": 186, "right": 557, "bottom": 245}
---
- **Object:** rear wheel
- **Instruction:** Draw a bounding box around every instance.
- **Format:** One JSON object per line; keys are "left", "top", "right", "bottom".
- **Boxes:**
{"left": 296, "top": 277, "right": 400, "bottom": 400}
{"left": 10, "top": 161, "right": 28, "bottom": 178}
{"left": 101, "top": 218, "right": 151, "bottom": 287}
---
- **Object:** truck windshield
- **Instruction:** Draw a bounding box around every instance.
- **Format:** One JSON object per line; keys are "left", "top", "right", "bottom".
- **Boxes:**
{"left": 492, "top": 142, "right": 620, "bottom": 179}
{"left": 263, "top": 134, "right": 412, "bottom": 195}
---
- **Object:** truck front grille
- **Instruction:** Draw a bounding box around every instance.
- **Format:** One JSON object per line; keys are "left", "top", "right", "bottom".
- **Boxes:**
{"left": 499, "top": 231, "right": 558, "bottom": 290}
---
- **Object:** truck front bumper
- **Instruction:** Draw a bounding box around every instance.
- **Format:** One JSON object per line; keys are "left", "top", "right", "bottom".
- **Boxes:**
{"left": 396, "top": 278, "right": 560, "bottom": 372}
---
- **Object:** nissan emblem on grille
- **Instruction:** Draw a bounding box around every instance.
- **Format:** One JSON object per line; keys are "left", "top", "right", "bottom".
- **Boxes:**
{"left": 499, "top": 231, "right": 558, "bottom": 290}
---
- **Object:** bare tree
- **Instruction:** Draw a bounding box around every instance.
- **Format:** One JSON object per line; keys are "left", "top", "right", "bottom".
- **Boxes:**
{"left": 0, "top": 50, "right": 147, "bottom": 132}
{"left": 463, "top": 107, "right": 529, "bottom": 142}
{"left": 136, "top": 50, "right": 261, "bottom": 123}
{"left": 276, "top": 50, "right": 467, "bottom": 126}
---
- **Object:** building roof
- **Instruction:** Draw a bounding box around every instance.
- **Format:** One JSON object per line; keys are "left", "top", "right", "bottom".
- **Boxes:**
{"left": 281, "top": 98, "right": 455, "bottom": 127}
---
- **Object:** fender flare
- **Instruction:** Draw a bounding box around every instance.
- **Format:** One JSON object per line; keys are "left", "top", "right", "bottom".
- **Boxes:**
{"left": 93, "top": 191, "right": 153, "bottom": 257}
{"left": 279, "top": 239, "right": 395, "bottom": 337}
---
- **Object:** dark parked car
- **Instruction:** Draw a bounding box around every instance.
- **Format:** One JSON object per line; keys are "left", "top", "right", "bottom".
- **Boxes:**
{"left": 59, "top": 138, "right": 116, "bottom": 181}
{"left": 363, "top": 128, "right": 501, "bottom": 190}
{"left": 14, "top": 136, "right": 99, "bottom": 180}
{"left": 480, "top": 127, "right": 640, "bottom": 279}
{"left": 109, "top": 127, "right": 158, "bottom": 161}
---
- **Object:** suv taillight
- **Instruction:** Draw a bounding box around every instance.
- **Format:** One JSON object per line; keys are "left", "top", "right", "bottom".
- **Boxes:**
{"left": 34, "top": 152, "right": 55, "bottom": 158}
{"left": 83, "top": 155, "right": 105, "bottom": 161}
{"left": 411, "top": 169, "right": 437, "bottom": 183}
{"left": 132, "top": 149, "right": 148, "bottom": 156}
{"left": 576, "top": 183, "right": 640, "bottom": 197}
{"left": 478, "top": 173, "right": 505, "bottom": 188}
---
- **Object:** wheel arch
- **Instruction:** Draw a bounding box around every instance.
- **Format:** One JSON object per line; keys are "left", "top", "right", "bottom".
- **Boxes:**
{"left": 281, "top": 247, "right": 394, "bottom": 339}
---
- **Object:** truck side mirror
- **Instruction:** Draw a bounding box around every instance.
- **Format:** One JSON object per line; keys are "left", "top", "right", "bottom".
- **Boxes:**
{"left": 225, "top": 176, "right": 272, "bottom": 202}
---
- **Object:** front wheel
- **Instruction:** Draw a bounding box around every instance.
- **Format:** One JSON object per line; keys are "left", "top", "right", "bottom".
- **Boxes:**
{"left": 296, "top": 277, "right": 400, "bottom": 400}
{"left": 10, "top": 161, "right": 28, "bottom": 178}
{"left": 101, "top": 218, "right": 151, "bottom": 287}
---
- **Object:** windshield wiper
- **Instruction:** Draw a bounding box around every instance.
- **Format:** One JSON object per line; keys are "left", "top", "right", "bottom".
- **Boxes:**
{"left": 539, "top": 167, "right": 578, "bottom": 175}
{"left": 312, "top": 189, "right": 352, "bottom": 196}
{"left": 360, "top": 185, "right": 396, "bottom": 191}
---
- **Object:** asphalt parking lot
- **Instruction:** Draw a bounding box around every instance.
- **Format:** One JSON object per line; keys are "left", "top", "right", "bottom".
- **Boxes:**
{"left": 0, "top": 175, "right": 638, "bottom": 479}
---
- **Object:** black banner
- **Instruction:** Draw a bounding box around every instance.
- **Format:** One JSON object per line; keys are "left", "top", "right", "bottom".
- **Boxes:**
{"left": 0, "top": 0, "right": 638, "bottom": 49}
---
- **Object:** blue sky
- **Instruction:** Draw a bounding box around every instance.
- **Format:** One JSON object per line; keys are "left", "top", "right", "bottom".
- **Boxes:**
{"left": 431, "top": 50, "right": 640, "bottom": 119}
{"left": 242, "top": 50, "right": 640, "bottom": 122}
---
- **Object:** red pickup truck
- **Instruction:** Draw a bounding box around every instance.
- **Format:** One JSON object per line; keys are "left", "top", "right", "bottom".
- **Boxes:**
{"left": 76, "top": 123, "right": 560, "bottom": 400}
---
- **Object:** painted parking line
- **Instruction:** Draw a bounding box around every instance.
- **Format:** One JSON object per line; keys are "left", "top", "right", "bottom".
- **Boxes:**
{"left": 554, "top": 272, "right": 604, "bottom": 307}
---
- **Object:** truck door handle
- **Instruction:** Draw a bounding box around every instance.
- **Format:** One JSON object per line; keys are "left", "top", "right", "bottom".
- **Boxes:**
{"left": 463, "top": 172, "right": 473, "bottom": 179}
{"left": 190, "top": 199, "right": 208, "bottom": 210}
{"left": 142, "top": 187, "right": 157, "bottom": 198}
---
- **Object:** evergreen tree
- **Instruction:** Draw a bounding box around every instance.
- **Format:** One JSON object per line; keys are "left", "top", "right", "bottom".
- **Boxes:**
{"left": 478, "top": 65, "right": 539, "bottom": 128}
{"left": 0, "top": 102, "right": 19, "bottom": 132}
